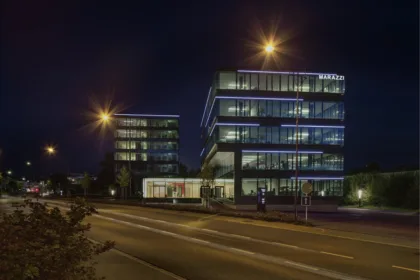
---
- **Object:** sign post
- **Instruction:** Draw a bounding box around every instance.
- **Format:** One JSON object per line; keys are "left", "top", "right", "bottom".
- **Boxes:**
{"left": 257, "top": 187, "right": 267, "bottom": 212}
{"left": 301, "top": 182, "right": 313, "bottom": 223}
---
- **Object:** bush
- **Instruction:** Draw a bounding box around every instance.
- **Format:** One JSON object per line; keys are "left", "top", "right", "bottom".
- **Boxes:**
{"left": 342, "top": 171, "right": 419, "bottom": 209}
{"left": 0, "top": 198, "right": 114, "bottom": 280}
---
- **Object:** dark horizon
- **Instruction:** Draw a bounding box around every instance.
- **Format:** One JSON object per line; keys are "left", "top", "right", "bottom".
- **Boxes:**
{"left": 1, "top": 0, "right": 418, "bottom": 178}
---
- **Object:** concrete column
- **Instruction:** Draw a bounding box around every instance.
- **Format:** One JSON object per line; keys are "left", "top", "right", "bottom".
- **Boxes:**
{"left": 234, "top": 150, "right": 242, "bottom": 204}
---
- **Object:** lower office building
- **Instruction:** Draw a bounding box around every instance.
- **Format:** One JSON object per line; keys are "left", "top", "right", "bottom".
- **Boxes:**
{"left": 113, "top": 114, "right": 180, "bottom": 194}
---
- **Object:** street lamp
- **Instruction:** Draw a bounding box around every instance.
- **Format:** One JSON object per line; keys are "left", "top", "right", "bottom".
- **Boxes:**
{"left": 358, "top": 189, "right": 362, "bottom": 207}
{"left": 265, "top": 44, "right": 274, "bottom": 53}
{"left": 264, "top": 41, "right": 304, "bottom": 221}
{"left": 26, "top": 161, "right": 31, "bottom": 166}
{"left": 101, "top": 113, "right": 110, "bottom": 122}
{"left": 7, "top": 170, "right": 12, "bottom": 175}
{"left": 46, "top": 146, "right": 56, "bottom": 155}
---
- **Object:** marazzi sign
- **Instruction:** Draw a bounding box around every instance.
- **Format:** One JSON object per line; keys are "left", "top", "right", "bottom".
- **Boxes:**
{"left": 318, "top": 74, "right": 344, "bottom": 80}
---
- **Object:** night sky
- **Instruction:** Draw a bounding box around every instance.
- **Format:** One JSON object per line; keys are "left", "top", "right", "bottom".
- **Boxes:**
{"left": 1, "top": 0, "right": 418, "bottom": 177}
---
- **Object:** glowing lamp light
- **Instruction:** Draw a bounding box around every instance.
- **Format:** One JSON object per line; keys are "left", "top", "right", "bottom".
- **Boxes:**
{"left": 111, "top": 190, "right": 115, "bottom": 196}
{"left": 358, "top": 189, "right": 362, "bottom": 199}
{"left": 102, "top": 114, "right": 110, "bottom": 121}
{"left": 265, "top": 44, "right": 274, "bottom": 53}
{"left": 46, "top": 146, "right": 55, "bottom": 155}
{"left": 321, "top": 190, "right": 325, "bottom": 197}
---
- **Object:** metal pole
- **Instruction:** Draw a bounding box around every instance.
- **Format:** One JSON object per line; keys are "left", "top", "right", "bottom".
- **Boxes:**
{"left": 305, "top": 195, "right": 308, "bottom": 223}
{"left": 294, "top": 73, "right": 300, "bottom": 221}
{"left": 128, "top": 124, "right": 132, "bottom": 199}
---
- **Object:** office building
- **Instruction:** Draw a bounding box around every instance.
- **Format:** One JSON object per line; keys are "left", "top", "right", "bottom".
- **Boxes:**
{"left": 199, "top": 70, "right": 345, "bottom": 210}
{"left": 113, "top": 114, "right": 180, "bottom": 193}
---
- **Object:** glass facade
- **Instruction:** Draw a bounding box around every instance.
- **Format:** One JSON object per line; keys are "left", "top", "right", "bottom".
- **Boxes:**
{"left": 241, "top": 178, "right": 343, "bottom": 197}
{"left": 205, "top": 125, "right": 344, "bottom": 150}
{"left": 217, "top": 99, "right": 344, "bottom": 119}
{"left": 217, "top": 71, "right": 345, "bottom": 94}
{"left": 114, "top": 115, "right": 180, "bottom": 176}
{"left": 117, "top": 118, "right": 178, "bottom": 128}
{"left": 115, "top": 141, "right": 178, "bottom": 150}
{"left": 199, "top": 70, "right": 345, "bottom": 203}
{"left": 114, "top": 152, "right": 178, "bottom": 162}
{"left": 242, "top": 152, "right": 343, "bottom": 171}
{"left": 115, "top": 129, "right": 179, "bottom": 139}
{"left": 144, "top": 178, "right": 234, "bottom": 198}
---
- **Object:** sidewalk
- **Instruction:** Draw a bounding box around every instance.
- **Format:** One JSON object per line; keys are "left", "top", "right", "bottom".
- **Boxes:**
{"left": 338, "top": 207, "right": 419, "bottom": 216}
{"left": 95, "top": 248, "right": 180, "bottom": 280}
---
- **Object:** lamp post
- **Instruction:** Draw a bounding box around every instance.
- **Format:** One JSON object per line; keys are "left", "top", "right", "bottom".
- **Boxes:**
{"left": 100, "top": 113, "right": 131, "bottom": 199}
{"left": 46, "top": 146, "right": 56, "bottom": 155}
{"left": 263, "top": 43, "right": 304, "bottom": 221}
{"left": 294, "top": 73, "right": 301, "bottom": 221}
{"left": 358, "top": 189, "right": 362, "bottom": 207}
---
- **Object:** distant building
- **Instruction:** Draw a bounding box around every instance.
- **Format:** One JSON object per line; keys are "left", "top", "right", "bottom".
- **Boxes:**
{"left": 113, "top": 114, "right": 180, "bottom": 194}
{"left": 198, "top": 70, "right": 345, "bottom": 211}
{"left": 67, "top": 173, "right": 97, "bottom": 185}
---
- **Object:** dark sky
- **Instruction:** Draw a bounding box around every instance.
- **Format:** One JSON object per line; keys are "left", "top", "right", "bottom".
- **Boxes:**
{"left": 1, "top": 0, "right": 418, "bottom": 177}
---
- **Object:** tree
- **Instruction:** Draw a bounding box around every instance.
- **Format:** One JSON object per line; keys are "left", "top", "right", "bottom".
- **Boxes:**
{"left": 0, "top": 198, "right": 114, "bottom": 279}
{"left": 81, "top": 172, "right": 91, "bottom": 197}
{"left": 116, "top": 165, "right": 130, "bottom": 199}
{"left": 199, "top": 161, "right": 219, "bottom": 188}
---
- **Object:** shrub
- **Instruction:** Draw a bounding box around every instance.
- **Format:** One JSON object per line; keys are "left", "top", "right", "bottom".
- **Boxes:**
{"left": 0, "top": 198, "right": 114, "bottom": 280}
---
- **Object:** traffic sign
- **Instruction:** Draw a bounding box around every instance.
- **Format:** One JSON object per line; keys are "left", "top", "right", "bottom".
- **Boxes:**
{"left": 301, "top": 196, "right": 311, "bottom": 206}
{"left": 301, "top": 182, "right": 313, "bottom": 194}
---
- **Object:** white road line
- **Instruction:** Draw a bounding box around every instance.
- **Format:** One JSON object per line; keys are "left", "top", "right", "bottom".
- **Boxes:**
{"left": 93, "top": 213, "right": 368, "bottom": 280}
{"left": 225, "top": 219, "right": 419, "bottom": 250}
{"left": 88, "top": 238, "right": 186, "bottom": 280}
{"left": 392, "top": 265, "right": 420, "bottom": 273}
{"left": 285, "top": 261, "right": 319, "bottom": 271}
{"left": 93, "top": 209, "right": 316, "bottom": 253}
{"left": 46, "top": 199, "right": 418, "bottom": 249}
{"left": 321, "top": 251, "right": 354, "bottom": 259}
{"left": 201, "top": 228, "right": 218, "bottom": 233}
{"left": 229, "top": 234, "right": 251, "bottom": 239}
{"left": 190, "top": 238, "right": 210, "bottom": 244}
{"left": 198, "top": 213, "right": 219, "bottom": 221}
{"left": 46, "top": 203, "right": 367, "bottom": 280}
{"left": 273, "top": 242, "right": 299, "bottom": 249}
{"left": 230, "top": 248, "right": 255, "bottom": 254}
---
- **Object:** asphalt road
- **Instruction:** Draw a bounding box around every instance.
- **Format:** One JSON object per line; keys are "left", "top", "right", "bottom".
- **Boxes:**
{"left": 306, "top": 209, "right": 419, "bottom": 240}
{"left": 2, "top": 197, "right": 420, "bottom": 280}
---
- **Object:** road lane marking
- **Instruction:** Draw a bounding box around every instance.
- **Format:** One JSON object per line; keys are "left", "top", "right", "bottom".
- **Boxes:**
{"left": 392, "top": 265, "right": 420, "bottom": 273}
{"left": 92, "top": 213, "right": 368, "bottom": 280}
{"left": 50, "top": 203, "right": 356, "bottom": 261}
{"left": 91, "top": 209, "right": 318, "bottom": 253}
{"left": 228, "top": 234, "right": 251, "bottom": 239}
{"left": 198, "top": 213, "right": 219, "bottom": 221}
{"left": 273, "top": 242, "right": 298, "bottom": 249}
{"left": 223, "top": 219, "right": 419, "bottom": 250}
{"left": 321, "top": 251, "right": 354, "bottom": 259}
{"left": 190, "top": 238, "right": 210, "bottom": 244}
{"left": 201, "top": 228, "right": 218, "bottom": 233}
{"left": 88, "top": 238, "right": 186, "bottom": 280}
{"left": 44, "top": 199, "right": 418, "bottom": 249}
{"left": 285, "top": 261, "right": 319, "bottom": 271}
{"left": 230, "top": 248, "right": 255, "bottom": 254}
